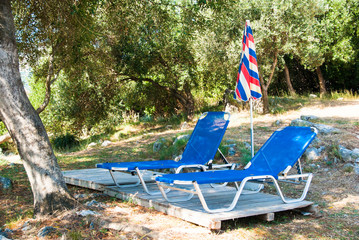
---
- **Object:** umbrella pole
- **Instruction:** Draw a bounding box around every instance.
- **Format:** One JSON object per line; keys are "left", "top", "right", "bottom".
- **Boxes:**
{"left": 250, "top": 97, "right": 254, "bottom": 157}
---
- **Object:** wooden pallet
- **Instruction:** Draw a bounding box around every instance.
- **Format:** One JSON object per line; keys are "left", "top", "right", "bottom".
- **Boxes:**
{"left": 63, "top": 168, "right": 315, "bottom": 230}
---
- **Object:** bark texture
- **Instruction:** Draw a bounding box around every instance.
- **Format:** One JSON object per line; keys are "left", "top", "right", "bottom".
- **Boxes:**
{"left": 0, "top": 0, "right": 75, "bottom": 216}
{"left": 316, "top": 66, "right": 327, "bottom": 96}
{"left": 284, "top": 64, "right": 296, "bottom": 96}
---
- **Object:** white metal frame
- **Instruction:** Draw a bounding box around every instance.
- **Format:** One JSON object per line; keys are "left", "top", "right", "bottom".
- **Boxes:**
{"left": 156, "top": 171, "right": 313, "bottom": 213}
{"left": 107, "top": 157, "right": 235, "bottom": 196}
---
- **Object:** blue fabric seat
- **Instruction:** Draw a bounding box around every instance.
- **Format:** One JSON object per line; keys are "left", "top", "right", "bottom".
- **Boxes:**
{"left": 156, "top": 126, "right": 317, "bottom": 213}
{"left": 96, "top": 112, "right": 231, "bottom": 195}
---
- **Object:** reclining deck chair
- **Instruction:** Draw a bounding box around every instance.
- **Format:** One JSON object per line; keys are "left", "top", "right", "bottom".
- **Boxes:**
{"left": 96, "top": 112, "right": 231, "bottom": 195}
{"left": 156, "top": 126, "right": 317, "bottom": 213}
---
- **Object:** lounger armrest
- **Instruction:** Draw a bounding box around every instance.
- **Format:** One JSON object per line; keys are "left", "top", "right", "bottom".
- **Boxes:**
{"left": 209, "top": 163, "right": 236, "bottom": 170}
{"left": 175, "top": 164, "right": 207, "bottom": 173}
{"left": 281, "top": 166, "right": 292, "bottom": 177}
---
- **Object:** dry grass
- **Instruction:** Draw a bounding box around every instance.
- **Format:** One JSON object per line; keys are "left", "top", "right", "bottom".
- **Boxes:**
{"left": 1, "top": 99, "right": 359, "bottom": 239}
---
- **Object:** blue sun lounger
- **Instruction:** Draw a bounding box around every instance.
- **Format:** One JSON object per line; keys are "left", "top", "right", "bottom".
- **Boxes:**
{"left": 96, "top": 112, "right": 232, "bottom": 195}
{"left": 156, "top": 126, "right": 317, "bottom": 213}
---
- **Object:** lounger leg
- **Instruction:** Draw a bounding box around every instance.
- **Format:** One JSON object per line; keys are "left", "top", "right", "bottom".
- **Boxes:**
{"left": 273, "top": 173, "right": 313, "bottom": 203}
{"left": 194, "top": 178, "right": 252, "bottom": 213}
{"left": 109, "top": 170, "right": 141, "bottom": 188}
{"left": 156, "top": 182, "right": 194, "bottom": 202}
{"left": 135, "top": 168, "right": 170, "bottom": 195}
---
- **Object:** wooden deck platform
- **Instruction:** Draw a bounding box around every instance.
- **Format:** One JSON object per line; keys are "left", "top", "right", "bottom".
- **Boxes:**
{"left": 63, "top": 168, "right": 315, "bottom": 230}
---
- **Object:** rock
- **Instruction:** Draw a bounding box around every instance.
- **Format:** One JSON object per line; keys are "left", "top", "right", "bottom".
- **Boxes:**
{"left": 312, "top": 123, "right": 340, "bottom": 134}
{"left": 74, "top": 193, "right": 88, "bottom": 199}
{"left": 89, "top": 222, "right": 95, "bottom": 230}
{"left": 77, "top": 210, "right": 100, "bottom": 216}
{"left": 354, "top": 163, "right": 359, "bottom": 175}
{"left": 174, "top": 155, "right": 182, "bottom": 161}
{"left": 356, "top": 158, "right": 359, "bottom": 163}
{"left": 343, "top": 163, "right": 354, "bottom": 172}
{"left": 273, "top": 120, "right": 282, "bottom": 126}
{"left": 300, "top": 115, "right": 319, "bottom": 121}
{"left": 305, "top": 148, "right": 320, "bottom": 161}
{"left": 225, "top": 139, "right": 236, "bottom": 144}
{"left": 21, "top": 221, "right": 31, "bottom": 231}
{"left": 0, "top": 236, "right": 11, "bottom": 240}
{"left": 228, "top": 147, "right": 236, "bottom": 156}
{"left": 337, "top": 97, "right": 344, "bottom": 101}
{"left": 180, "top": 121, "right": 189, "bottom": 130}
{"left": 339, "top": 146, "right": 352, "bottom": 162}
{"left": 37, "top": 226, "right": 55, "bottom": 237}
{"left": 224, "top": 144, "right": 236, "bottom": 148}
{"left": 88, "top": 142, "right": 97, "bottom": 148}
{"left": 290, "top": 119, "right": 312, "bottom": 127}
{"left": 225, "top": 104, "right": 239, "bottom": 113}
{"left": 0, "top": 176, "right": 12, "bottom": 189}
{"left": 309, "top": 94, "right": 317, "bottom": 98}
{"left": 0, "top": 229, "right": 12, "bottom": 238}
{"left": 85, "top": 200, "right": 108, "bottom": 208}
{"left": 165, "top": 125, "right": 172, "bottom": 129}
{"left": 244, "top": 142, "right": 251, "bottom": 149}
{"left": 317, "top": 146, "right": 326, "bottom": 153}
{"left": 309, "top": 163, "right": 320, "bottom": 169}
{"left": 153, "top": 138, "right": 167, "bottom": 152}
{"left": 101, "top": 140, "right": 112, "bottom": 147}
{"left": 173, "top": 135, "right": 190, "bottom": 146}
{"left": 290, "top": 119, "right": 340, "bottom": 134}
{"left": 351, "top": 148, "right": 359, "bottom": 159}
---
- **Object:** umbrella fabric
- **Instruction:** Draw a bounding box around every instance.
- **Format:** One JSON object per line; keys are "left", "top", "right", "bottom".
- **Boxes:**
{"left": 234, "top": 21, "right": 262, "bottom": 102}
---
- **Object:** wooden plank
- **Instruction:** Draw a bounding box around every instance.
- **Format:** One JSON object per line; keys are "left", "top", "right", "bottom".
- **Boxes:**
{"left": 63, "top": 168, "right": 314, "bottom": 230}
{"left": 63, "top": 168, "right": 159, "bottom": 190}
{"left": 256, "top": 212, "right": 275, "bottom": 222}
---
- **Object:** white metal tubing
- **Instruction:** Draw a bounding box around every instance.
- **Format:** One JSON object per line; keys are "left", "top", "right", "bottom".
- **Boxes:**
{"left": 109, "top": 170, "right": 141, "bottom": 188}
{"left": 156, "top": 182, "right": 194, "bottom": 202}
{"left": 273, "top": 173, "right": 313, "bottom": 203}
{"left": 250, "top": 97, "right": 254, "bottom": 158}
{"left": 135, "top": 167, "right": 170, "bottom": 195}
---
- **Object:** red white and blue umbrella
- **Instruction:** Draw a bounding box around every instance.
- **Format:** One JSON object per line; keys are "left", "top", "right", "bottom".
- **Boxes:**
{"left": 234, "top": 20, "right": 262, "bottom": 157}
{"left": 234, "top": 20, "right": 262, "bottom": 102}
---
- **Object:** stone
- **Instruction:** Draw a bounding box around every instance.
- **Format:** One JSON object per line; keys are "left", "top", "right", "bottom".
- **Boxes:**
{"left": 37, "top": 226, "right": 55, "bottom": 237}
{"left": 273, "top": 120, "right": 282, "bottom": 126}
{"left": 77, "top": 210, "right": 100, "bottom": 216}
{"left": 174, "top": 155, "right": 182, "bottom": 162}
{"left": 351, "top": 148, "right": 359, "bottom": 159}
{"left": 300, "top": 115, "right": 319, "bottom": 121}
{"left": 0, "top": 236, "right": 11, "bottom": 240}
{"left": 339, "top": 146, "right": 352, "bottom": 162}
{"left": 354, "top": 163, "right": 359, "bottom": 175}
{"left": 318, "top": 146, "right": 326, "bottom": 153}
{"left": 85, "top": 200, "right": 108, "bottom": 208}
{"left": 153, "top": 138, "right": 167, "bottom": 152}
{"left": 343, "top": 163, "right": 354, "bottom": 172}
{"left": 305, "top": 148, "right": 320, "bottom": 161}
{"left": 0, "top": 176, "right": 12, "bottom": 189}
{"left": 309, "top": 94, "right": 317, "bottom": 98}
{"left": 74, "top": 193, "right": 88, "bottom": 199}
{"left": 101, "top": 140, "right": 112, "bottom": 147}
{"left": 228, "top": 147, "right": 236, "bottom": 156}
{"left": 290, "top": 119, "right": 312, "bottom": 127}
{"left": 244, "top": 142, "right": 251, "bottom": 149}
{"left": 21, "top": 221, "right": 31, "bottom": 231}
{"left": 225, "top": 139, "right": 236, "bottom": 144}
{"left": 313, "top": 123, "right": 340, "bottom": 135}
{"left": 180, "top": 121, "right": 189, "bottom": 130}
{"left": 173, "top": 135, "right": 190, "bottom": 145}
{"left": 88, "top": 142, "right": 97, "bottom": 148}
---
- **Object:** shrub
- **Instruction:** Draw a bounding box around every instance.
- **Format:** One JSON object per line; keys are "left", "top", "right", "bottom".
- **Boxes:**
{"left": 51, "top": 133, "right": 80, "bottom": 151}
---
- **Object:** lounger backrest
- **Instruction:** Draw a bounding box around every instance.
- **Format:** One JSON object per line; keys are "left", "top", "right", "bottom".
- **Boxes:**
{"left": 248, "top": 126, "right": 317, "bottom": 176}
{"left": 179, "top": 112, "right": 230, "bottom": 165}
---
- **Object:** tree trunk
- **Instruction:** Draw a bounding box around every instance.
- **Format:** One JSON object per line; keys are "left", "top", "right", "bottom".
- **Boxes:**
{"left": 284, "top": 64, "right": 296, "bottom": 96}
{"left": 316, "top": 66, "right": 327, "bottom": 96}
{"left": 0, "top": 0, "right": 76, "bottom": 216}
{"left": 261, "top": 84, "right": 270, "bottom": 114}
{"left": 260, "top": 51, "right": 278, "bottom": 114}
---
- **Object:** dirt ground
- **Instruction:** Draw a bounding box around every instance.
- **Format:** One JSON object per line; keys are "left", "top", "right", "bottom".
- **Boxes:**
{"left": 1, "top": 99, "right": 359, "bottom": 239}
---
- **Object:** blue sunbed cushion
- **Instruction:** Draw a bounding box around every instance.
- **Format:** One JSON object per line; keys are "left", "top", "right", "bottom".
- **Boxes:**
{"left": 96, "top": 160, "right": 182, "bottom": 171}
{"left": 155, "top": 168, "right": 273, "bottom": 184}
{"left": 96, "top": 111, "right": 230, "bottom": 171}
